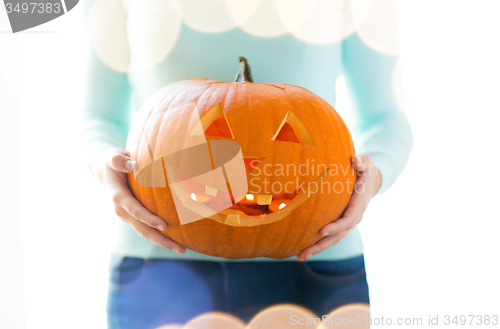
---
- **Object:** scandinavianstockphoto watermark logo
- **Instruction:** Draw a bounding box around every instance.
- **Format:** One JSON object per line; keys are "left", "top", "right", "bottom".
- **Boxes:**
{"left": 2, "top": 0, "right": 78, "bottom": 33}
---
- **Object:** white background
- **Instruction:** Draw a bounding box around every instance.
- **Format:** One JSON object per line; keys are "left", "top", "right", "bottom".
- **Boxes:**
{"left": 1, "top": 1, "right": 499, "bottom": 328}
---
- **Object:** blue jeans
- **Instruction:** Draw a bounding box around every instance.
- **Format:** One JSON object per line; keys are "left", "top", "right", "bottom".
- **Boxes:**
{"left": 106, "top": 255, "right": 369, "bottom": 329}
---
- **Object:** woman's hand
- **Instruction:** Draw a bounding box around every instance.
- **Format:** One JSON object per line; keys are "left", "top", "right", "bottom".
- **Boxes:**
{"left": 297, "top": 154, "right": 381, "bottom": 261}
{"left": 88, "top": 147, "right": 186, "bottom": 254}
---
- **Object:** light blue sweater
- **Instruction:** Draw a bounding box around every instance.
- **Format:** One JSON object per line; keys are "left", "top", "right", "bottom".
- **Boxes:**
{"left": 80, "top": 0, "right": 413, "bottom": 261}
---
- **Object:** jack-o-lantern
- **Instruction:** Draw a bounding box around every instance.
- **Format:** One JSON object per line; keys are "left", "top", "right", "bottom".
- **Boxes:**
{"left": 126, "top": 57, "right": 355, "bottom": 259}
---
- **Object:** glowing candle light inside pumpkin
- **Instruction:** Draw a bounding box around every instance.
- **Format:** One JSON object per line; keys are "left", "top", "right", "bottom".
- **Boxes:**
{"left": 219, "top": 209, "right": 245, "bottom": 216}
{"left": 191, "top": 193, "right": 210, "bottom": 203}
{"left": 269, "top": 199, "right": 290, "bottom": 212}
{"left": 238, "top": 193, "right": 256, "bottom": 205}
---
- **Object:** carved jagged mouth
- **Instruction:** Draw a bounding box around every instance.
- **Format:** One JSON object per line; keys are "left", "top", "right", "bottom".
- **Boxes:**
{"left": 220, "top": 190, "right": 299, "bottom": 217}
{"left": 209, "top": 168, "right": 328, "bottom": 227}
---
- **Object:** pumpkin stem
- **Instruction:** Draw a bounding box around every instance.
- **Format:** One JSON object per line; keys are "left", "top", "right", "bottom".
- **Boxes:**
{"left": 234, "top": 56, "right": 254, "bottom": 83}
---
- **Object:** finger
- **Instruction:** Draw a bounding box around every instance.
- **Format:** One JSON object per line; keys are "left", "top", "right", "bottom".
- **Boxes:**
{"left": 320, "top": 214, "right": 361, "bottom": 238}
{"left": 297, "top": 231, "right": 349, "bottom": 261}
{"left": 320, "top": 190, "right": 368, "bottom": 237}
{"left": 107, "top": 150, "right": 137, "bottom": 174}
{"left": 112, "top": 188, "right": 167, "bottom": 230}
{"left": 130, "top": 220, "right": 186, "bottom": 254}
{"left": 352, "top": 155, "right": 366, "bottom": 174}
{"left": 353, "top": 172, "right": 370, "bottom": 193}
{"left": 117, "top": 208, "right": 186, "bottom": 254}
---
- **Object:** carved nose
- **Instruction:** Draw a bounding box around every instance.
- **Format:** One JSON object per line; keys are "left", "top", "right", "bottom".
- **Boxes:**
{"left": 243, "top": 157, "right": 265, "bottom": 174}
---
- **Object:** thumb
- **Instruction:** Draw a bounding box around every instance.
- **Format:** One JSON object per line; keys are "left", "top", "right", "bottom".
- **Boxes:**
{"left": 107, "top": 150, "right": 137, "bottom": 173}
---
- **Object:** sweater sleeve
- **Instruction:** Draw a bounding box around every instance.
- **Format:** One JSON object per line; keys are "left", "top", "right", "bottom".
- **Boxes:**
{"left": 342, "top": 1, "right": 413, "bottom": 194}
{"left": 79, "top": 0, "right": 133, "bottom": 175}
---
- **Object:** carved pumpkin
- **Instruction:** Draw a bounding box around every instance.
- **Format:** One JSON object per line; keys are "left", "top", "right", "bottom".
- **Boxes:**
{"left": 126, "top": 57, "right": 355, "bottom": 259}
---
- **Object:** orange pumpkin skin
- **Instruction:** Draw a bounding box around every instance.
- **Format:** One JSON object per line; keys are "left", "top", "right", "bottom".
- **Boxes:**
{"left": 126, "top": 78, "right": 356, "bottom": 259}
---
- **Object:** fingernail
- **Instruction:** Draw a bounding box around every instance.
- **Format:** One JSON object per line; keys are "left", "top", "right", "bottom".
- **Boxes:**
{"left": 125, "top": 159, "right": 137, "bottom": 172}
{"left": 157, "top": 223, "right": 165, "bottom": 231}
{"left": 172, "top": 248, "right": 181, "bottom": 255}
{"left": 355, "top": 156, "right": 363, "bottom": 164}
{"left": 322, "top": 232, "right": 331, "bottom": 238}
{"left": 304, "top": 254, "right": 311, "bottom": 260}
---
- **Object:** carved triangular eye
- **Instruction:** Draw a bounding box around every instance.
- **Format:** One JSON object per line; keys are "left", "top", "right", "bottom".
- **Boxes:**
{"left": 243, "top": 157, "right": 266, "bottom": 174}
{"left": 191, "top": 103, "right": 234, "bottom": 139}
{"left": 205, "top": 117, "right": 232, "bottom": 138}
{"left": 273, "top": 122, "right": 300, "bottom": 143}
{"left": 271, "top": 110, "right": 315, "bottom": 145}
